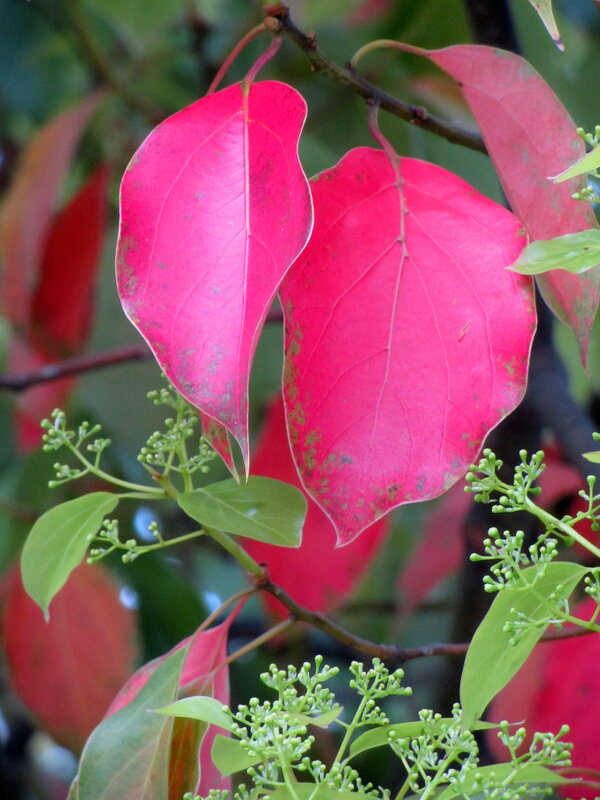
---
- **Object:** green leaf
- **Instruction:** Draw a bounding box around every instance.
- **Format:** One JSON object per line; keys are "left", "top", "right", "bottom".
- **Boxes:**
{"left": 583, "top": 450, "right": 600, "bottom": 463}
{"left": 152, "top": 695, "right": 232, "bottom": 731}
{"left": 288, "top": 706, "right": 343, "bottom": 728}
{"left": 211, "top": 733, "right": 261, "bottom": 777}
{"left": 21, "top": 492, "right": 119, "bottom": 617}
{"left": 526, "top": 0, "right": 562, "bottom": 50}
{"left": 551, "top": 143, "right": 600, "bottom": 183}
{"left": 349, "top": 719, "right": 497, "bottom": 758}
{"left": 74, "top": 646, "right": 186, "bottom": 800}
{"left": 508, "top": 229, "right": 600, "bottom": 276}
{"left": 460, "top": 562, "right": 587, "bottom": 727}
{"left": 178, "top": 477, "right": 306, "bottom": 546}
{"left": 269, "top": 787, "right": 375, "bottom": 800}
{"left": 435, "top": 762, "right": 568, "bottom": 799}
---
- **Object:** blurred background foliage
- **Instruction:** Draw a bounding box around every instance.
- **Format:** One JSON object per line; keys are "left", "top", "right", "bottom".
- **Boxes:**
{"left": 2, "top": 0, "right": 600, "bottom": 798}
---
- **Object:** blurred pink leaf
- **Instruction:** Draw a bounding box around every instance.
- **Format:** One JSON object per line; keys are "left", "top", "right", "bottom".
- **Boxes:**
{"left": 281, "top": 148, "right": 536, "bottom": 544}
{"left": 117, "top": 81, "right": 313, "bottom": 472}
{"left": 420, "top": 44, "right": 600, "bottom": 363}
{"left": 244, "top": 395, "right": 390, "bottom": 616}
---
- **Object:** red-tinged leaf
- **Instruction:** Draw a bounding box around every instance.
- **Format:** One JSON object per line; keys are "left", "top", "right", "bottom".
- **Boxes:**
{"left": 416, "top": 44, "right": 600, "bottom": 362}
{"left": 200, "top": 411, "right": 239, "bottom": 482}
{"left": 281, "top": 149, "right": 536, "bottom": 544}
{"left": 396, "top": 482, "right": 470, "bottom": 619}
{"left": 106, "top": 602, "right": 243, "bottom": 796}
{"left": 244, "top": 395, "right": 390, "bottom": 617}
{"left": 2, "top": 562, "right": 138, "bottom": 754}
{"left": 117, "top": 81, "right": 313, "bottom": 471}
{"left": 30, "top": 164, "right": 109, "bottom": 354}
{"left": 0, "top": 92, "right": 104, "bottom": 325}
{"left": 487, "top": 596, "right": 599, "bottom": 796}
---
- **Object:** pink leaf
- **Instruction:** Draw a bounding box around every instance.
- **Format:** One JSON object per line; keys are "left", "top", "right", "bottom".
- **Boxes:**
{"left": 2, "top": 562, "right": 138, "bottom": 754}
{"left": 281, "top": 149, "right": 536, "bottom": 544}
{"left": 117, "top": 81, "right": 313, "bottom": 471}
{"left": 487, "top": 596, "right": 600, "bottom": 796}
{"left": 0, "top": 92, "right": 104, "bottom": 326}
{"left": 244, "top": 395, "right": 390, "bottom": 616}
{"left": 106, "top": 602, "right": 243, "bottom": 795}
{"left": 419, "top": 45, "right": 600, "bottom": 363}
{"left": 396, "top": 482, "right": 470, "bottom": 619}
{"left": 8, "top": 165, "right": 109, "bottom": 451}
{"left": 200, "top": 411, "right": 239, "bottom": 482}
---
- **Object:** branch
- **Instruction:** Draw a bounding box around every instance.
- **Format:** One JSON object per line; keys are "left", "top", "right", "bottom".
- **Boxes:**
{"left": 264, "top": 5, "right": 486, "bottom": 155}
{"left": 257, "top": 577, "right": 592, "bottom": 665}
{"left": 0, "top": 345, "right": 151, "bottom": 392}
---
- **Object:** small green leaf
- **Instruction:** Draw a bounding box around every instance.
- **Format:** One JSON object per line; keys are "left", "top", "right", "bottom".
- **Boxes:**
{"left": 583, "top": 450, "right": 600, "bottom": 464}
{"left": 460, "top": 562, "right": 587, "bottom": 727}
{"left": 178, "top": 477, "right": 306, "bottom": 546}
{"left": 21, "top": 492, "right": 119, "bottom": 617}
{"left": 288, "top": 706, "right": 343, "bottom": 728}
{"left": 270, "top": 787, "right": 374, "bottom": 800}
{"left": 75, "top": 646, "right": 186, "bottom": 800}
{"left": 152, "top": 695, "right": 232, "bottom": 730}
{"left": 435, "top": 762, "right": 568, "bottom": 799}
{"left": 211, "top": 733, "right": 261, "bottom": 777}
{"left": 349, "top": 719, "right": 497, "bottom": 758}
{"left": 508, "top": 229, "right": 600, "bottom": 276}
{"left": 526, "top": 0, "right": 562, "bottom": 50}
{"left": 551, "top": 143, "right": 600, "bottom": 182}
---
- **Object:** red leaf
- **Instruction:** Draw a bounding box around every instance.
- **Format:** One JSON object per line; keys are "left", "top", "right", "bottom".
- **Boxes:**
{"left": 106, "top": 602, "right": 243, "bottom": 795}
{"left": 117, "top": 81, "right": 313, "bottom": 471}
{"left": 2, "top": 562, "right": 138, "bottom": 754}
{"left": 487, "top": 596, "right": 600, "bottom": 796}
{"left": 31, "top": 164, "right": 109, "bottom": 354}
{"left": 200, "top": 411, "right": 239, "bottom": 482}
{"left": 281, "top": 149, "right": 536, "bottom": 544}
{"left": 0, "top": 93, "right": 104, "bottom": 326}
{"left": 419, "top": 45, "right": 600, "bottom": 363}
{"left": 8, "top": 165, "right": 109, "bottom": 451}
{"left": 396, "top": 482, "right": 470, "bottom": 618}
{"left": 244, "top": 396, "right": 390, "bottom": 616}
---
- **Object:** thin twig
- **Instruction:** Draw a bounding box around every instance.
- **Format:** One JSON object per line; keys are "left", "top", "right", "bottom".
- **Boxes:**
{"left": 64, "top": 0, "right": 163, "bottom": 124}
{"left": 264, "top": 5, "right": 486, "bottom": 155}
{"left": 0, "top": 344, "right": 152, "bottom": 392}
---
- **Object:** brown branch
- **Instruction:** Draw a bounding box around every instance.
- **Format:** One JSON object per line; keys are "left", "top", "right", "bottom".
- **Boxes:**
{"left": 0, "top": 344, "right": 152, "bottom": 392}
{"left": 264, "top": 5, "right": 486, "bottom": 155}
{"left": 258, "top": 578, "right": 595, "bottom": 665}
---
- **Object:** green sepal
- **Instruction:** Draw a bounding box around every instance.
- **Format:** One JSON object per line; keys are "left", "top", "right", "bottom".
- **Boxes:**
{"left": 551, "top": 143, "right": 600, "bottom": 182}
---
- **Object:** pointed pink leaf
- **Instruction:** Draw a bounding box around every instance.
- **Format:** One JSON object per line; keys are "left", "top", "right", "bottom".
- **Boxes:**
{"left": 0, "top": 92, "right": 104, "bottom": 326}
{"left": 421, "top": 45, "right": 600, "bottom": 362}
{"left": 117, "top": 81, "right": 313, "bottom": 470}
{"left": 281, "top": 149, "right": 536, "bottom": 544}
{"left": 244, "top": 395, "right": 390, "bottom": 616}
{"left": 200, "top": 411, "right": 239, "bottom": 482}
{"left": 2, "top": 563, "right": 138, "bottom": 754}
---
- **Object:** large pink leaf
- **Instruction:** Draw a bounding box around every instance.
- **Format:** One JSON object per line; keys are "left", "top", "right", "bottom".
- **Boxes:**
{"left": 281, "top": 149, "right": 536, "bottom": 544}
{"left": 117, "top": 81, "right": 313, "bottom": 470}
{"left": 0, "top": 92, "right": 103, "bottom": 326}
{"left": 244, "top": 395, "right": 390, "bottom": 616}
{"left": 418, "top": 45, "right": 600, "bottom": 362}
{"left": 2, "top": 562, "right": 138, "bottom": 754}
